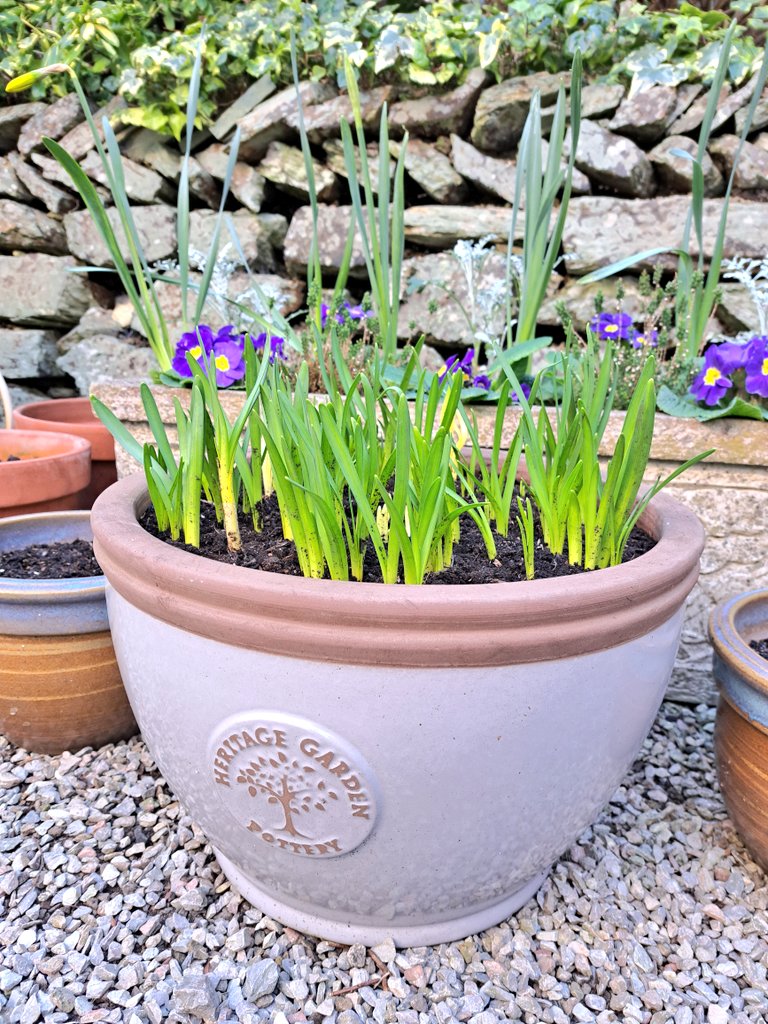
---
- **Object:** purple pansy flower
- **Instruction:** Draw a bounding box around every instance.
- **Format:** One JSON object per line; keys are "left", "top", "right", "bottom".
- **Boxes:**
{"left": 629, "top": 327, "right": 658, "bottom": 349}
{"left": 438, "top": 348, "right": 492, "bottom": 391}
{"left": 510, "top": 379, "right": 532, "bottom": 403}
{"left": 210, "top": 338, "right": 245, "bottom": 387}
{"left": 320, "top": 302, "right": 374, "bottom": 327}
{"left": 172, "top": 324, "right": 216, "bottom": 377}
{"left": 689, "top": 345, "right": 738, "bottom": 406}
{"left": 744, "top": 335, "right": 768, "bottom": 399}
{"left": 589, "top": 312, "right": 635, "bottom": 341}
{"left": 251, "top": 331, "right": 286, "bottom": 363}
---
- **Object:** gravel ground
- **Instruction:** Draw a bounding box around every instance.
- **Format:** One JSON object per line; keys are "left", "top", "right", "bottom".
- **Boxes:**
{"left": 1, "top": 702, "right": 767, "bottom": 1024}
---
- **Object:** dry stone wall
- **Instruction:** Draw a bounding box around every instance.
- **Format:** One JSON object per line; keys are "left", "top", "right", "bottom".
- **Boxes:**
{"left": 1, "top": 71, "right": 768, "bottom": 402}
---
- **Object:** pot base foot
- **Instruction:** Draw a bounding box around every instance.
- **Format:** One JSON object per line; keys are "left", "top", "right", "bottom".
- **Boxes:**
{"left": 212, "top": 848, "right": 548, "bottom": 947}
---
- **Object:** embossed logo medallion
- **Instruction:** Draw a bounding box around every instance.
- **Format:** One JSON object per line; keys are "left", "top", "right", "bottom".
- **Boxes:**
{"left": 209, "top": 712, "right": 378, "bottom": 858}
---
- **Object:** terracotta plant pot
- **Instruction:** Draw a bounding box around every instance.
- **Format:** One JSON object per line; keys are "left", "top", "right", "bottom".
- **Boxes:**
{"left": 0, "top": 429, "right": 92, "bottom": 519}
{"left": 710, "top": 589, "right": 768, "bottom": 869}
{"left": 0, "top": 511, "right": 137, "bottom": 755}
{"left": 13, "top": 397, "right": 117, "bottom": 508}
{"left": 92, "top": 474, "right": 704, "bottom": 946}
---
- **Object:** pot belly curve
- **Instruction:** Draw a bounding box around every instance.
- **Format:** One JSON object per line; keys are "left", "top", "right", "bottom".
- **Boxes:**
{"left": 106, "top": 585, "right": 682, "bottom": 945}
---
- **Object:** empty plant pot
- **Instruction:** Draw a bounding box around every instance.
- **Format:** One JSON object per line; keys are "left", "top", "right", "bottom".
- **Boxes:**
{"left": 710, "top": 589, "right": 768, "bottom": 870}
{"left": 0, "top": 510, "right": 137, "bottom": 755}
{"left": 14, "top": 397, "right": 117, "bottom": 508}
{"left": 0, "top": 429, "right": 92, "bottom": 519}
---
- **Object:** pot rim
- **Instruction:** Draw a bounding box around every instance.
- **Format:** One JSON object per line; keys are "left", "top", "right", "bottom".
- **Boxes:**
{"left": 0, "top": 510, "right": 105, "bottom": 605}
{"left": 92, "top": 474, "right": 704, "bottom": 667}
{"left": 709, "top": 588, "right": 768, "bottom": 698}
{"left": 13, "top": 398, "right": 115, "bottom": 461}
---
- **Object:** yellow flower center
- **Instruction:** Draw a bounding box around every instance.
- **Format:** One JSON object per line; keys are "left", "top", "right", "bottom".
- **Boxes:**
{"left": 762, "top": 356, "right": 768, "bottom": 376}
{"left": 604, "top": 324, "right": 619, "bottom": 334}
{"left": 190, "top": 345, "right": 202, "bottom": 359}
{"left": 215, "top": 354, "right": 230, "bottom": 372}
{"left": 703, "top": 367, "right": 722, "bottom": 386}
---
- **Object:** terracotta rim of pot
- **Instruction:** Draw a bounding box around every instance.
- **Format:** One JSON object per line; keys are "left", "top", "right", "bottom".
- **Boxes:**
{"left": 0, "top": 429, "right": 91, "bottom": 507}
{"left": 14, "top": 398, "right": 115, "bottom": 462}
{"left": 710, "top": 589, "right": 768, "bottom": 711}
{"left": 92, "top": 474, "right": 704, "bottom": 667}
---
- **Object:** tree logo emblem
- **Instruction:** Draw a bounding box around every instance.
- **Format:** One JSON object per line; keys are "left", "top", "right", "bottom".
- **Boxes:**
{"left": 209, "top": 712, "right": 378, "bottom": 858}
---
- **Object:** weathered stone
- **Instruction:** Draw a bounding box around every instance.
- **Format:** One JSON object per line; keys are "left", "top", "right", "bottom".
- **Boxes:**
{"left": 81, "top": 150, "right": 172, "bottom": 204}
{"left": 64, "top": 204, "right": 176, "bottom": 267}
{"left": 669, "top": 85, "right": 729, "bottom": 135}
{"left": 563, "top": 196, "right": 768, "bottom": 274}
{"left": 716, "top": 282, "right": 763, "bottom": 335}
{"left": 709, "top": 135, "right": 768, "bottom": 190}
{"left": 538, "top": 276, "right": 646, "bottom": 329}
{"left": 56, "top": 95, "right": 127, "bottom": 161}
{"left": 187, "top": 157, "right": 222, "bottom": 208}
{"left": 0, "top": 254, "right": 102, "bottom": 326}
{"left": 130, "top": 272, "right": 305, "bottom": 341}
{"left": 7, "top": 383, "right": 47, "bottom": 410}
{"left": 0, "top": 156, "right": 31, "bottom": 201}
{"left": 30, "top": 152, "right": 109, "bottom": 204}
{"left": 389, "top": 69, "right": 488, "bottom": 140}
{"left": 322, "top": 139, "right": 393, "bottom": 195}
{"left": 189, "top": 209, "right": 287, "bottom": 272}
{"left": 0, "top": 199, "right": 68, "bottom": 254}
{"left": 257, "top": 141, "right": 337, "bottom": 201}
{"left": 0, "top": 102, "right": 46, "bottom": 152}
{"left": 284, "top": 86, "right": 391, "bottom": 142}
{"left": 580, "top": 83, "right": 626, "bottom": 120}
{"left": 471, "top": 71, "right": 567, "bottom": 152}
{"left": 567, "top": 120, "right": 655, "bottom": 198}
{"left": 391, "top": 138, "right": 466, "bottom": 204}
{"left": 648, "top": 135, "right": 723, "bottom": 196}
{"left": 237, "top": 81, "right": 335, "bottom": 163}
{"left": 58, "top": 305, "right": 131, "bottom": 353}
{"left": 540, "top": 138, "right": 592, "bottom": 195}
{"left": 756, "top": 131, "right": 768, "bottom": 153}
{"left": 0, "top": 327, "right": 60, "bottom": 377}
{"left": 450, "top": 134, "right": 517, "bottom": 203}
{"left": 17, "top": 94, "right": 83, "bottom": 156}
{"left": 284, "top": 205, "right": 367, "bottom": 277}
{"left": 397, "top": 250, "right": 508, "bottom": 345}
{"left": 736, "top": 86, "right": 768, "bottom": 135}
{"left": 122, "top": 128, "right": 181, "bottom": 180}
{"left": 210, "top": 75, "right": 276, "bottom": 141}
{"left": 608, "top": 85, "right": 679, "bottom": 145}
{"left": 243, "top": 959, "right": 279, "bottom": 1000}
{"left": 7, "top": 152, "right": 77, "bottom": 214}
{"left": 56, "top": 334, "right": 155, "bottom": 393}
{"left": 667, "top": 83, "right": 703, "bottom": 126}
{"left": 404, "top": 205, "right": 519, "bottom": 248}
{"left": 712, "top": 74, "right": 761, "bottom": 132}
{"left": 195, "top": 144, "right": 266, "bottom": 211}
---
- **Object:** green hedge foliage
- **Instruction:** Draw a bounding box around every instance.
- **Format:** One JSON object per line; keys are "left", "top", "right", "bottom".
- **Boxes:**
{"left": 0, "top": 0, "right": 765, "bottom": 138}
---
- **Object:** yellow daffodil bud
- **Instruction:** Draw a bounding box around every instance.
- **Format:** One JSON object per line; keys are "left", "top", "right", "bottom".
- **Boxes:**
{"left": 5, "top": 64, "right": 71, "bottom": 93}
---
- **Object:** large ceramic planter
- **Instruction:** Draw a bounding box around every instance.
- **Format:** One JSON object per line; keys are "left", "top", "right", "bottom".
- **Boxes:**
{"left": 0, "top": 429, "right": 92, "bottom": 519}
{"left": 13, "top": 397, "right": 117, "bottom": 508}
{"left": 91, "top": 379, "right": 768, "bottom": 706}
{"left": 92, "top": 474, "right": 704, "bottom": 945}
{"left": 710, "top": 589, "right": 768, "bottom": 870}
{"left": 0, "top": 511, "right": 137, "bottom": 755}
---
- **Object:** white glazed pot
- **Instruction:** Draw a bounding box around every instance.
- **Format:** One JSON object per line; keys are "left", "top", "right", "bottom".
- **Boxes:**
{"left": 92, "top": 475, "right": 704, "bottom": 946}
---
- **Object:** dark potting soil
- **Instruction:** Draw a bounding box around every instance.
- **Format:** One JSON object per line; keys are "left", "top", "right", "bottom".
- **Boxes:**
{"left": 140, "top": 492, "right": 656, "bottom": 585}
{"left": 750, "top": 638, "right": 768, "bottom": 662}
{"left": 0, "top": 539, "right": 102, "bottom": 579}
